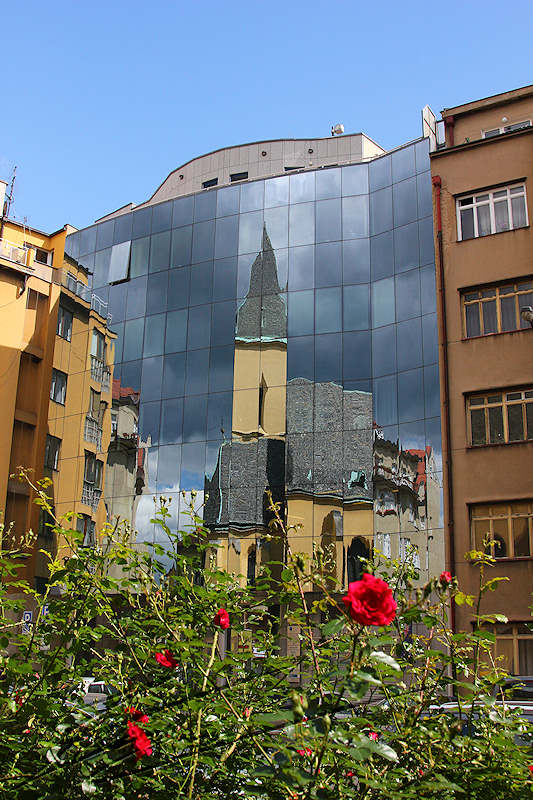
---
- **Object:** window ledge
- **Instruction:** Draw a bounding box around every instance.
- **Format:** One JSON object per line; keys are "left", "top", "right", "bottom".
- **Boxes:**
{"left": 467, "top": 439, "right": 533, "bottom": 450}
{"left": 457, "top": 224, "right": 530, "bottom": 244}
{"left": 462, "top": 327, "right": 533, "bottom": 342}
{"left": 489, "top": 556, "right": 533, "bottom": 563}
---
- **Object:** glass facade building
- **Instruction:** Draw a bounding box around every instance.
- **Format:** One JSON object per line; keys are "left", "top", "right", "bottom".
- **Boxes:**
{"left": 63, "top": 136, "right": 444, "bottom": 584}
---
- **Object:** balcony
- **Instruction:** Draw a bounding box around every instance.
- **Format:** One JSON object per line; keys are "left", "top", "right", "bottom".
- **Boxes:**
{"left": 84, "top": 416, "right": 103, "bottom": 450}
{"left": 90, "top": 356, "right": 111, "bottom": 391}
{"left": 81, "top": 482, "right": 102, "bottom": 513}
{"left": 0, "top": 238, "right": 30, "bottom": 267}
{"left": 58, "top": 270, "right": 112, "bottom": 324}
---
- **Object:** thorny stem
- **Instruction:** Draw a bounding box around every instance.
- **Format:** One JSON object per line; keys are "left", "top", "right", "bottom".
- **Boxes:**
{"left": 187, "top": 630, "right": 219, "bottom": 799}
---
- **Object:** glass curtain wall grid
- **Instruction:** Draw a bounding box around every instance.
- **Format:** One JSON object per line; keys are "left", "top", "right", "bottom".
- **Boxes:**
{"left": 64, "top": 138, "right": 444, "bottom": 582}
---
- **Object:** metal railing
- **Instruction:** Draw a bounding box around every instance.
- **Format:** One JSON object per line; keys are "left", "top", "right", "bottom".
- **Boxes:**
{"left": 81, "top": 482, "right": 102, "bottom": 513}
{"left": 60, "top": 270, "right": 112, "bottom": 324}
{"left": 0, "top": 238, "right": 30, "bottom": 267}
{"left": 84, "top": 416, "right": 103, "bottom": 450}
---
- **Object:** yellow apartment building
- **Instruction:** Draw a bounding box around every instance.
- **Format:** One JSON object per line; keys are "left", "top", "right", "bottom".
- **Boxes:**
{"left": 0, "top": 184, "right": 115, "bottom": 591}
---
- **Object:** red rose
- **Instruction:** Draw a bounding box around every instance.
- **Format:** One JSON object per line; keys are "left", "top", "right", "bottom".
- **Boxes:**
{"left": 127, "top": 721, "right": 152, "bottom": 760}
{"left": 155, "top": 649, "right": 178, "bottom": 668}
{"left": 125, "top": 706, "right": 149, "bottom": 724}
{"left": 529, "top": 764, "right": 533, "bottom": 775}
{"left": 213, "top": 608, "right": 230, "bottom": 630}
{"left": 368, "top": 731, "right": 378, "bottom": 741}
{"left": 440, "top": 571, "right": 453, "bottom": 585}
{"left": 346, "top": 771, "right": 354, "bottom": 777}
{"left": 296, "top": 747, "right": 312, "bottom": 757}
{"left": 342, "top": 573, "right": 397, "bottom": 626}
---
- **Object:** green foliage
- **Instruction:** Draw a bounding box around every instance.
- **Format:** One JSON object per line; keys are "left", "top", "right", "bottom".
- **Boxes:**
{"left": 0, "top": 482, "right": 530, "bottom": 799}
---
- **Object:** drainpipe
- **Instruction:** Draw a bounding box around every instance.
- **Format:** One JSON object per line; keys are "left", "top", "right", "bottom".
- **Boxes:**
{"left": 443, "top": 116, "right": 455, "bottom": 148}
{"left": 432, "top": 174, "right": 456, "bottom": 632}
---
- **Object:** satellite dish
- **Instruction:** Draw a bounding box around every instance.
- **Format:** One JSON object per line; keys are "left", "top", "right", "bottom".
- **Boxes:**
{"left": 331, "top": 123, "right": 345, "bottom": 136}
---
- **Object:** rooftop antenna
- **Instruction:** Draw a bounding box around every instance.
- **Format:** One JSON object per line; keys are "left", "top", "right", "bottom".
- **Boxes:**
{"left": 331, "top": 123, "right": 344, "bottom": 137}
{"left": 0, "top": 166, "right": 17, "bottom": 239}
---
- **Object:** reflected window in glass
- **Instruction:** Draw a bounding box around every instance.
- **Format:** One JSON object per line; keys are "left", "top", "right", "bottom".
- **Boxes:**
{"left": 194, "top": 190, "right": 217, "bottom": 222}
{"left": 370, "top": 187, "right": 393, "bottom": 236}
{"left": 151, "top": 201, "right": 172, "bottom": 233}
{"left": 79, "top": 226, "right": 97, "bottom": 256}
{"left": 315, "top": 287, "right": 341, "bottom": 334}
{"left": 171, "top": 226, "right": 192, "bottom": 268}
{"left": 146, "top": 271, "right": 168, "bottom": 315}
{"left": 165, "top": 309, "right": 188, "bottom": 353}
{"left": 238, "top": 210, "right": 263, "bottom": 255}
{"left": 369, "top": 155, "right": 392, "bottom": 192}
{"left": 183, "top": 395, "right": 208, "bottom": 442}
{"left": 289, "top": 203, "right": 315, "bottom": 247}
{"left": 373, "top": 374, "right": 397, "bottom": 427}
{"left": 172, "top": 195, "right": 194, "bottom": 228}
{"left": 396, "top": 269, "right": 421, "bottom": 321}
{"left": 214, "top": 215, "right": 239, "bottom": 259}
{"left": 143, "top": 314, "right": 165, "bottom": 357}
{"left": 213, "top": 256, "right": 237, "bottom": 301}
{"left": 394, "top": 222, "right": 419, "bottom": 274}
{"left": 209, "top": 345, "right": 234, "bottom": 393}
{"left": 162, "top": 352, "right": 186, "bottom": 398}
{"left": 315, "top": 332, "right": 342, "bottom": 383}
{"left": 207, "top": 391, "right": 233, "bottom": 441}
{"left": 240, "top": 181, "right": 264, "bottom": 213}
{"left": 372, "top": 277, "right": 395, "bottom": 328}
{"left": 393, "top": 177, "right": 418, "bottom": 228}
{"left": 391, "top": 146, "right": 416, "bottom": 183}
{"left": 192, "top": 219, "right": 215, "bottom": 262}
{"left": 132, "top": 207, "right": 152, "bottom": 239}
{"left": 287, "top": 335, "right": 314, "bottom": 381}
{"left": 343, "top": 239, "right": 370, "bottom": 285}
{"left": 216, "top": 185, "right": 240, "bottom": 217}
{"left": 422, "top": 313, "right": 438, "bottom": 364}
{"left": 189, "top": 261, "right": 213, "bottom": 306}
{"left": 185, "top": 348, "right": 209, "bottom": 395}
{"left": 139, "top": 401, "right": 160, "bottom": 445}
{"left": 370, "top": 231, "right": 393, "bottom": 281}
{"left": 315, "top": 242, "right": 341, "bottom": 288}
{"left": 342, "top": 164, "right": 369, "bottom": 197}
{"left": 372, "top": 325, "right": 396, "bottom": 377}
{"left": 343, "top": 283, "right": 369, "bottom": 331}
{"left": 141, "top": 356, "right": 163, "bottom": 402}
{"left": 343, "top": 331, "right": 371, "bottom": 380}
{"left": 156, "top": 444, "right": 181, "bottom": 490}
{"left": 187, "top": 305, "right": 211, "bottom": 350}
{"left": 96, "top": 220, "right": 114, "bottom": 250}
{"left": 160, "top": 399, "right": 184, "bottom": 445}
{"left": 150, "top": 231, "right": 170, "bottom": 272}
{"left": 316, "top": 168, "right": 341, "bottom": 200}
{"left": 265, "top": 176, "right": 289, "bottom": 208}
{"left": 288, "top": 290, "right": 314, "bottom": 336}
{"left": 398, "top": 368, "right": 424, "bottom": 423}
{"left": 212, "top": 300, "right": 236, "bottom": 346}
{"left": 288, "top": 245, "right": 314, "bottom": 291}
{"left": 168, "top": 267, "right": 190, "bottom": 310}
{"left": 396, "top": 317, "right": 422, "bottom": 371}
{"left": 125, "top": 276, "right": 147, "bottom": 319}
{"left": 130, "top": 236, "right": 150, "bottom": 278}
{"left": 342, "top": 195, "right": 369, "bottom": 240}
{"left": 181, "top": 442, "right": 206, "bottom": 491}
{"left": 264, "top": 206, "right": 288, "bottom": 250}
{"left": 290, "top": 171, "right": 315, "bottom": 204}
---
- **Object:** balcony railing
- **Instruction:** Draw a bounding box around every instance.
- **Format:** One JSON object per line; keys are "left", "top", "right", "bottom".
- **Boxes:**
{"left": 84, "top": 416, "right": 103, "bottom": 450}
{"left": 90, "top": 356, "right": 111, "bottom": 390}
{"left": 81, "top": 481, "right": 102, "bottom": 513}
{"left": 0, "top": 238, "right": 30, "bottom": 267}
{"left": 59, "top": 270, "right": 112, "bottom": 324}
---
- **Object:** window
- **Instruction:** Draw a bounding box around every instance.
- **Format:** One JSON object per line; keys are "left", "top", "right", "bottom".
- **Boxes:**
{"left": 483, "top": 120, "right": 531, "bottom": 138}
{"left": 84, "top": 453, "right": 103, "bottom": 489}
{"left": 38, "top": 506, "right": 55, "bottom": 538}
{"left": 374, "top": 533, "right": 391, "bottom": 558}
{"left": 77, "top": 514, "right": 96, "bottom": 547}
{"left": 492, "top": 623, "right": 533, "bottom": 675}
{"left": 462, "top": 279, "right": 533, "bottom": 337}
{"left": 111, "top": 410, "right": 118, "bottom": 437}
{"left": 468, "top": 388, "right": 533, "bottom": 446}
{"left": 91, "top": 329, "right": 106, "bottom": 362}
{"left": 457, "top": 184, "right": 528, "bottom": 240}
{"left": 471, "top": 501, "right": 533, "bottom": 558}
{"left": 50, "top": 369, "right": 67, "bottom": 405}
{"left": 44, "top": 434, "right": 61, "bottom": 470}
{"left": 230, "top": 171, "right": 248, "bottom": 183}
{"left": 33, "top": 247, "right": 53, "bottom": 265}
{"left": 57, "top": 305, "right": 73, "bottom": 341}
{"left": 202, "top": 178, "right": 218, "bottom": 188}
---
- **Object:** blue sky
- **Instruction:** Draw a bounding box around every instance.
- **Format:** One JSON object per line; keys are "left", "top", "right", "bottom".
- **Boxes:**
{"left": 2, "top": 0, "right": 532, "bottom": 233}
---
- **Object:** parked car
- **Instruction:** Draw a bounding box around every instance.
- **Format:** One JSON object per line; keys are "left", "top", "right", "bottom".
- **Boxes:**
{"left": 81, "top": 678, "right": 115, "bottom": 711}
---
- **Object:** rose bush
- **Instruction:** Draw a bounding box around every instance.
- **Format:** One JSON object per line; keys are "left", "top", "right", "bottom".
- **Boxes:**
{"left": 0, "top": 476, "right": 530, "bottom": 799}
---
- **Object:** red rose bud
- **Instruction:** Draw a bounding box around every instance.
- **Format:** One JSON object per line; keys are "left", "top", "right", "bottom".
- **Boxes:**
{"left": 368, "top": 731, "right": 378, "bottom": 740}
{"left": 213, "top": 608, "right": 230, "bottom": 630}
{"left": 440, "top": 571, "right": 453, "bottom": 585}
{"left": 342, "top": 573, "right": 397, "bottom": 626}
{"left": 155, "top": 649, "right": 178, "bottom": 668}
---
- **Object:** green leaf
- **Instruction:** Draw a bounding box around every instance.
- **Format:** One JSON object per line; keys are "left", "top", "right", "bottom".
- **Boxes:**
{"left": 321, "top": 617, "right": 346, "bottom": 637}
{"left": 369, "top": 650, "right": 400, "bottom": 671}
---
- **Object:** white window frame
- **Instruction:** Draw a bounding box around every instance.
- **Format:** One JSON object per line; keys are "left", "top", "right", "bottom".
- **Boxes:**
{"left": 482, "top": 120, "right": 531, "bottom": 138}
{"left": 457, "top": 183, "right": 528, "bottom": 241}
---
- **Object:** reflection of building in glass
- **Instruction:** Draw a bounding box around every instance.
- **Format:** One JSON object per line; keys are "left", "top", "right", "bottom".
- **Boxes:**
{"left": 59, "top": 128, "right": 444, "bottom": 591}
